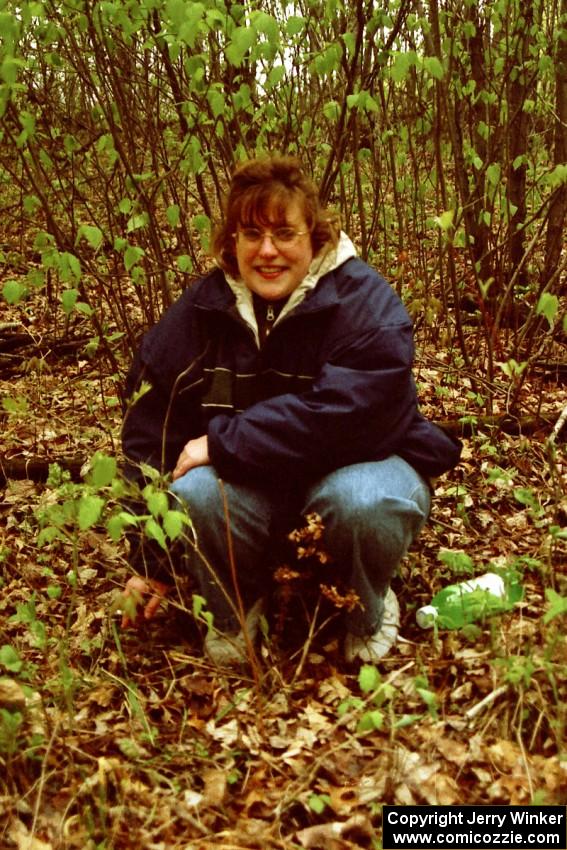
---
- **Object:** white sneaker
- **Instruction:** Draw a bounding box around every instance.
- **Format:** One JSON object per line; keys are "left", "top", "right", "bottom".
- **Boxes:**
{"left": 204, "top": 599, "right": 264, "bottom": 666}
{"left": 344, "top": 587, "right": 400, "bottom": 663}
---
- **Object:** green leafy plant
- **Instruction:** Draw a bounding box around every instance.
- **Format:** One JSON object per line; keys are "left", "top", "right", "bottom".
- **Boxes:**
{"left": 0, "top": 708, "right": 24, "bottom": 757}
{"left": 337, "top": 664, "right": 397, "bottom": 734}
{"left": 543, "top": 589, "right": 567, "bottom": 625}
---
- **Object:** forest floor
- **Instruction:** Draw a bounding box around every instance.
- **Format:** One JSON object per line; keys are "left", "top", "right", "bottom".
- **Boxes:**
{"left": 0, "top": 292, "right": 566, "bottom": 850}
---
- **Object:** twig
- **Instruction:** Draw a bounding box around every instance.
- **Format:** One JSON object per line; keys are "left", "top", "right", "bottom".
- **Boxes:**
{"left": 30, "top": 717, "right": 61, "bottom": 847}
{"left": 516, "top": 727, "right": 535, "bottom": 800}
{"left": 549, "top": 403, "right": 567, "bottom": 445}
{"left": 546, "top": 404, "right": 567, "bottom": 519}
{"left": 290, "top": 596, "right": 324, "bottom": 685}
{"left": 464, "top": 684, "right": 508, "bottom": 719}
{"left": 219, "top": 480, "right": 264, "bottom": 700}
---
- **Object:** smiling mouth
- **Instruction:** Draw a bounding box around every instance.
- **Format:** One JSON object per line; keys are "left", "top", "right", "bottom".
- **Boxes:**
{"left": 255, "top": 266, "right": 287, "bottom": 278}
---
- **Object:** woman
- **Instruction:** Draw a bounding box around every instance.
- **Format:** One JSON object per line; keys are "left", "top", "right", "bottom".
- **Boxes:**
{"left": 120, "top": 155, "right": 461, "bottom": 665}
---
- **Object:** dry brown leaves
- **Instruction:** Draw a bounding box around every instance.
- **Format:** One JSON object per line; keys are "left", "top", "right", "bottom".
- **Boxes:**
{"left": 0, "top": 298, "right": 566, "bottom": 849}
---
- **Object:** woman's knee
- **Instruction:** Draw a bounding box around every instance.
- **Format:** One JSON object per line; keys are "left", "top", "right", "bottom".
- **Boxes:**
{"left": 305, "top": 460, "right": 430, "bottom": 549}
{"left": 170, "top": 466, "right": 224, "bottom": 521}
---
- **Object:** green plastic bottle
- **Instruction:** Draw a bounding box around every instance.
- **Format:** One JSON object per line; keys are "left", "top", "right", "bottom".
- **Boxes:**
{"left": 416, "top": 571, "right": 522, "bottom": 630}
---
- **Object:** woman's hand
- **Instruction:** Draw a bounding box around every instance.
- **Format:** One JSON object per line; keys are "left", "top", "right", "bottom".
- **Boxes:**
{"left": 120, "top": 575, "right": 170, "bottom": 628}
{"left": 172, "top": 434, "right": 210, "bottom": 481}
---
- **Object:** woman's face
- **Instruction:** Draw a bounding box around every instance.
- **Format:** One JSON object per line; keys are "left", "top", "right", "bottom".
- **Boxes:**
{"left": 235, "top": 199, "right": 313, "bottom": 301}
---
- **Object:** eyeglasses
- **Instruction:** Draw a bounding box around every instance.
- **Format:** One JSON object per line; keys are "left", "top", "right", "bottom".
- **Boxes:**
{"left": 235, "top": 226, "right": 309, "bottom": 248}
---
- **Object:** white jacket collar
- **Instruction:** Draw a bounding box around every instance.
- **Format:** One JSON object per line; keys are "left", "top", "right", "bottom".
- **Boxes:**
{"left": 225, "top": 232, "right": 357, "bottom": 347}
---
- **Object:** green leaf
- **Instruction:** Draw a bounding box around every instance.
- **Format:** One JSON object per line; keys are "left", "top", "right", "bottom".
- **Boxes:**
{"left": 30, "top": 619, "right": 46, "bottom": 649}
{"left": 342, "top": 31, "right": 356, "bottom": 57}
{"left": 118, "top": 198, "right": 132, "bottom": 214}
{"left": 545, "top": 163, "right": 567, "bottom": 188}
{"left": 127, "top": 213, "right": 149, "bottom": 232}
{"left": 64, "top": 252, "right": 81, "bottom": 282}
{"left": 146, "top": 490, "right": 169, "bottom": 519}
{"left": 166, "top": 0, "right": 190, "bottom": 28}
{"left": 308, "top": 794, "right": 330, "bottom": 814}
{"left": 233, "top": 82, "right": 251, "bottom": 109}
{"left": 0, "top": 645, "right": 23, "bottom": 673}
{"left": 285, "top": 16, "right": 305, "bottom": 36}
{"left": 226, "top": 25, "right": 256, "bottom": 66}
{"left": 433, "top": 209, "right": 454, "bottom": 232}
{"left": 106, "top": 511, "right": 139, "bottom": 542}
{"left": 64, "top": 133, "right": 80, "bottom": 155}
{"left": 349, "top": 91, "right": 379, "bottom": 113}
{"left": 207, "top": 88, "right": 225, "bottom": 119}
{"left": 498, "top": 358, "right": 527, "bottom": 379}
{"left": 416, "top": 686, "right": 438, "bottom": 718}
{"left": 178, "top": 2, "right": 205, "bottom": 47}
{"left": 192, "top": 594, "right": 210, "bottom": 622}
{"left": 182, "top": 137, "right": 205, "bottom": 174}
{"left": 61, "top": 289, "right": 79, "bottom": 315}
{"left": 313, "top": 43, "right": 342, "bottom": 76}
{"left": 536, "top": 292, "right": 558, "bottom": 327}
{"left": 37, "top": 526, "right": 64, "bottom": 547}
{"left": 117, "top": 737, "right": 143, "bottom": 760}
{"left": 192, "top": 214, "right": 210, "bottom": 233}
{"left": 78, "top": 495, "right": 105, "bottom": 531}
{"left": 357, "top": 709, "right": 384, "bottom": 732}
{"left": 266, "top": 65, "right": 285, "bottom": 89}
{"left": 76, "top": 225, "right": 103, "bottom": 250}
{"left": 177, "top": 255, "right": 193, "bottom": 273}
{"left": 423, "top": 56, "right": 444, "bottom": 80}
{"left": 23, "top": 194, "right": 41, "bottom": 214}
{"left": 543, "top": 589, "right": 567, "bottom": 624}
{"left": 2, "top": 280, "right": 28, "bottom": 304}
{"left": 163, "top": 509, "right": 190, "bottom": 540}
{"left": 166, "top": 204, "right": 180, "bottom": 228}
{"left": 393, "top": 713, "right": 424, "bottom": 728}
{"left": 251, "top": 11, "right": 279, "bottom": 42}
{"left": 390, "top": 51, "right": 417, "bottom": 83}
{"left": 88, "top": 453, "right": 117, "bottom": 488}
{"left": 359, "top": 664, "right": 380, "bottom": 694}
{"left": 486, "top": 163, "right": 501, "bottom": 186}
{"left": 323, "top": 100, "right": 341, "bottom": 121}
{"left": 1, "top": 57, "right": 25, "bottom": 85}
{"left": 145, "top": 517, "right": 167, "bottom": 550}
{"left": 75, "top": 301, "right": 93, "bottom": 316}
{"left": 124, "top": 245, "right": 145, "bottom": 271}
{"left": 438, "top": 549, "right": 474, "bottom": 574}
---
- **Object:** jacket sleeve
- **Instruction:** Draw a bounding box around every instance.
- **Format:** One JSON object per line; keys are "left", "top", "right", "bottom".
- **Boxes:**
{"left": 121, "top": 350, "right": 168, "bottom": 480}
{"left": 120, "top": 345, "right": 195, "bottom": 582}
{"left": 207, "top": 322, "right": 418, "bottom": 484}
{"left": 121, "top": 283, "right": 210, "bottom": 483}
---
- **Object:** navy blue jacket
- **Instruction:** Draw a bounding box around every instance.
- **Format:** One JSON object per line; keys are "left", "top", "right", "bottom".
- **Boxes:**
{"left": 122, "top": 257, "right": 461, "bottom": 489}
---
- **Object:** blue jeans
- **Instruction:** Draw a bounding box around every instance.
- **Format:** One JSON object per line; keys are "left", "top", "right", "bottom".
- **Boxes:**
{"left": 170, "top": 456, "right": 431, "bottom": 636}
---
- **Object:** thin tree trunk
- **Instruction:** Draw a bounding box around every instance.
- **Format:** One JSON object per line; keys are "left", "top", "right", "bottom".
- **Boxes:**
{"left": 507, "top": 0, "right": 534, "bottom": 288}
{"left": 542, "top": 0, "right": 567, "bottom": 294}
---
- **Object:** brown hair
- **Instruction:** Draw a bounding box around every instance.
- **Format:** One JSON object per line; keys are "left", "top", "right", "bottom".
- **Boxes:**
{"left": 212, "top": 155, "right": 339, "bottom": 277}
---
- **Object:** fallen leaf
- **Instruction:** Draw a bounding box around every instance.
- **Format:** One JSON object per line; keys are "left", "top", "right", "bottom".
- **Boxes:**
{"left": 420, "top": 771, "right": 461, "bottom": 805}
{"left": 205, "top": 716, "right": 239, "bottom": 746}
{"left": 0, "top": 678, "right": 27, "bottom": 710}
{"left": 201, "top": 767, "right": 227, "bottom": 807}
{"left": 9, "top": 819, "right": 53, "bottom": 850}
{"left": 295, "top": 814, "right": 375, "bottom": 849}
{"left": 434, "top": 735, "right": 470, "bottom": 766}
{"left": 488, "top": 738, "right": 523, "bottom": 771}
